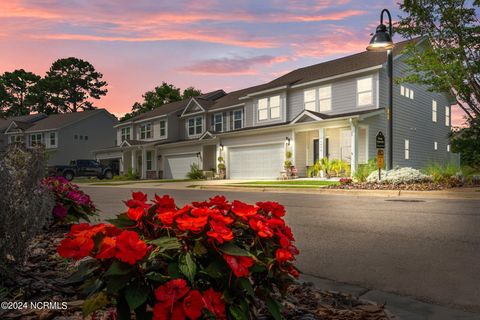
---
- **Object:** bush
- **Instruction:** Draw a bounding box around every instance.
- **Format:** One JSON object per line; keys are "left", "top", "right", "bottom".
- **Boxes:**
{"left": 422, "top": 162, "right": 461, "bottom": 183}
{"left": 366, "top": 167, "right": 431, "bottom": 184}
{"left": 0, "top": 144, "right": 54, "bottom": 268}
{"left": 354, "top": 158, "right": 378, "bottom": 182}
{"left": 57, "top": 193, "right": 299, "bottom": 319}
{"left": 339, "top": 177, "right": 352, "bottom": 185}
{"left": 186, "top": 163, "right": 204, "bottom": 180}
{"left": 42, "top": 177, "right": 98, "bottom": 223}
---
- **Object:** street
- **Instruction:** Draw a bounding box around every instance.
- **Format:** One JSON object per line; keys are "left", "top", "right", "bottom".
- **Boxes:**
{"left": 83, "top": 186, "right": 480, "bottom": 313}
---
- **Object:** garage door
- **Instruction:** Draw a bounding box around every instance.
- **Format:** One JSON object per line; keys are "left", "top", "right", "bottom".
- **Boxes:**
{"left": 229, "top": 144, "right": 284, "bottom": 179}
{"left": 164, "top": 153, "right": 199, "bottom": 179}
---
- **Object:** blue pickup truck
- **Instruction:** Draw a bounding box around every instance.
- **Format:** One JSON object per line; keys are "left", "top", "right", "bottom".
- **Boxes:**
{"left": 48, "top": 159, "right": 114, "bottom": 181}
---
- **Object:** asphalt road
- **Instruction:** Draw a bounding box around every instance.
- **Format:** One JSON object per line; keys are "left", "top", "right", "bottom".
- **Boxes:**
{"left": 82, "top": 186, "right": 480, "bottom": 313}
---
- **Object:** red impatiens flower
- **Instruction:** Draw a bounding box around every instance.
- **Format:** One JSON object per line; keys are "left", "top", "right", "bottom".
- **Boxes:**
{"left": 52, "top": 204, "right": 68, "bottom": 219}
{"left": 155, "top": 279, "right": 190, "bottom": 308}
{"left": 157, "top": 205, "right": 191, "bottom": 226}
{"left": 223, "top": 254, "right": 255, "bottom": 277}
{"left": 286, "top": 265, "right": 300, "bottom": 278}
{"left": 57, "top": 236, "right": 94, "bottom": 260}
{"left": 207, "top": 220, "right": 234, "bottom": 244}
{"left": 208, "top": 195, "right": 230, "bottom": 212}
{"left": 191, "top": 201, "right": 210, "bottom": 208}
{"left": 127, "top": 207, "right": 146, "bottom": 221}
{"left": 154, "top": 194, "right": 176, "bottom": 213}
{"left": 183, "top": 290, "right": 204, "bottom": 319}
{"left": 256, "top": 201, "right": 286, "bottom": 217}
{"left": 275, "top": 248, "right": 294, "bottom": 263}
{"left": 176, "top": 214, "right": 209, "bottom": 233}
{"left": 249, "top": 217, "right": 274, "bottom": 238}
{"left": 191, "top": 207, "right": 211, "bottom": 217}
{"left": 153, "top": 301, "right": 185, "bottom": 320}
{"left": 231, "top": 200, "right": 258, "bottom": 220}
{"left": 209, "top": 209, "right": 234, "bottom": 225}
{"left": 115, "top": 230, "right": 148, "bottom": 265}
{"left": 203, "top": 288, "right": 226, "bottom": 319}
{"left": 96, "top": 236, "right": 116, "bottom": 259}
{"left": 125, "top": 191, "right": 150, "bottom": 209}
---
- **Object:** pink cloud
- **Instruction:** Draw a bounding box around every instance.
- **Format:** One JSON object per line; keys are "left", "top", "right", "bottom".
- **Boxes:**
{"left": 182, "top": 55, "right": 291, "bottom": 75}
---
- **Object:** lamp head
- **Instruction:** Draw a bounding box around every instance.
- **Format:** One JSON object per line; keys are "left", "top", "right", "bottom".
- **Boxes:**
{"left": 366, "top": 24, "right": 394, "bottom": 51}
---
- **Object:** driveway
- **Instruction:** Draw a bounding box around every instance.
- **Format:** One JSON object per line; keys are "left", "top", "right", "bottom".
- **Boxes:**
{"left": 82, "top": 186, "right": 480, "bottom": 313}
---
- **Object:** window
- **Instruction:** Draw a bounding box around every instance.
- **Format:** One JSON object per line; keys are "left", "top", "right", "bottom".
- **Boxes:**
{"left": 258, "top": 95, "right": 281, "bottom": 121}
{"left": 74, "top": 135, "right": 78, "bottom": 140}
{"left": 121, "top": 127, "right": 131, "bottom": 142}
{"left": 80, "top": 135, "right": 83, "bottom": 140}
{"left": 233, "top": 110, "right": 243, "bottom": 129}
{"left": 214, "top": 113, "right": 223, "bottom": 132}
{"left": 357, "top": 77, "right": 373, "bottom": 106}
{"left": 304, "top": 89, "right": 316, "bottom": 111}
{"left": 30, "top": 133, "right": 42, "bottom": 147}
{"left": 319, "top": 85, "right": 332, "bottom": 111}
{"left": 445, "top": 106, "right": 450, "bottom": 126}
{"left": 159, "top": 120, "right": 167, "bottom": 138}
{"left": 9, "top": 135, "right": 23, "bottom": 143}
{"left": 188, "top": 116, "right": 203, "bottom": 136}
{"left": 48, "top": 132, "right": 57, "bottom": 148}
{"left": 140, "top": 123, "right": 152, "bottom": 139}
{"left": 432, "top": 100, "right": 437, "bottom": 122}
{"left": 447, "top": 144, "right": 451, "bottom": 152}
{"left": 405, "top": 139, "right": 410, "bottom": 160}
{"left": 146, "top": 151, "right": 153, "bottom": 171}
{"left": 85, "top": 135, "right": 88, "bottom": 141}
{"left": 400, "top": 85, "right": 414, "bottom": 99}
{"left": 434, "top": 141, "right": 438, "bottom": 150}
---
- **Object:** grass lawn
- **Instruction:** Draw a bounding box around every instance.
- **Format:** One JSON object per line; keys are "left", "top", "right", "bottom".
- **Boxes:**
{"left": 79, "top": 179, "right": 195, "bottom": 185}
{"left": 233, "top": 180, "right": 339, "bottom": 186}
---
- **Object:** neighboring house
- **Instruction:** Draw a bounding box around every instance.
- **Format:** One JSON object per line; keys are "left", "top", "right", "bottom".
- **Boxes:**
{"left": 0, "top": 113, "right": 48, "bottom": 150}
{"left": 96, "top": 38, "right": 457, "bottom": 180}
{"left": 4, "top": 109, "right": 118, "bottom": 166}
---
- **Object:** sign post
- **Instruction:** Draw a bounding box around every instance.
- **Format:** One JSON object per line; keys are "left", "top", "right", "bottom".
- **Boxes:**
{"left": 375, "top": 132, "right": 385, "bottom": 181}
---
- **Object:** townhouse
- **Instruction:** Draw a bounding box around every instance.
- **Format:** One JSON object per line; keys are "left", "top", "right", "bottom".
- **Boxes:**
{"left": 96, "top": 38, "right": 457, "bottom": 180}
{"left": 3, "top": 109, "right": 117, "bottom": 166}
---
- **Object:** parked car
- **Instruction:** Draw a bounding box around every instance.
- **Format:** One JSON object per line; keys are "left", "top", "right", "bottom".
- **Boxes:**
{"left": 49, "top": 159, "right": 114, "bottom": 181}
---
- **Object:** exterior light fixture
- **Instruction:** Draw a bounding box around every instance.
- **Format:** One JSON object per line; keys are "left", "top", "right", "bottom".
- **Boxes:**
{"left": 219, "top": 143, "right": 224, "bottom": 151}
{"left": 367, "top": 8, "right": 394, "bottom": 170}
{"left": 285, "top": 137, "right": 291, "bottom": 146}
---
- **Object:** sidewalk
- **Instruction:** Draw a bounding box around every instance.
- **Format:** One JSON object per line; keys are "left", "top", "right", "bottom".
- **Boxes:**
{"left": 300, "top": 274, "right": 480, "bottom": 320}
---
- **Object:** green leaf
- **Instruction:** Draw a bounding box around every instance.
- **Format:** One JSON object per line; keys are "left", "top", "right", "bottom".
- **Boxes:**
{"left": 236, "top": 278, "right": 254, "bottom": 296}
{"left": 193, "top": 240, "right": 207, "bottom": 256}
{"left": 106, "top": 213, "right": 136, "bottom": 228}
{"left": 202, "top": 260, "right": 226, "bottom": 279}
{"left": 219, "top": 243, "right": 250, "bottom": 256}
{"left": 266, "top": 297, "right": 282, "bottom": 320}
{"left": 145, "top": 272, "right": 169, "bottom": 282}
{"left": 80, "top": 278, "right": 103, "bottom": 296}
{"left": 106, "top": 275, "right": 130, "bottom": 294}
{"left": 64, "top": 259, "right": 99, "bottom": 284}
{"left": 167, "top": 262, "right": 181, "bottom": 279}
{"left": 149, "top": 237, "right": 181, "bottom": 251}
{"left": 229, "top": 301, "right": 249, "bottom": 320}
{"left": 82, "top": 291, "right": 109, "bottom": 316}
{"left": 178, "top": 252, "right": 196, "bottom": 283}
{"left": 104, "top": 260, "right": 133, "bottom": 277}
{"left": 125, "top": 282, "right": 149, "bottom": 311}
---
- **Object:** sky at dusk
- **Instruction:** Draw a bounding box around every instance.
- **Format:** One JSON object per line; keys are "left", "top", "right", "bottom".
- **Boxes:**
{"left": 0, "top": 0, "right": 466, "bottom": 125}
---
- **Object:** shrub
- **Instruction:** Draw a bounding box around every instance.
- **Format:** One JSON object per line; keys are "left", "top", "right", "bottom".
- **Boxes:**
{"left": 57, "top": 193, "right": 299, "bottom": 319}
{"left": 0, "top": 144, "right": 54, "bottom": 268}
{"left": 186, "top": 163, "right": 204, "bottom": 180}
{"left": 339, "top": 177, "right": 352, "bottom": 185}
{"left": 354, "top": 158, "right": 378, "bottom": 182}
{"left": 42, "top": 176, "right": 97, "bottom": 223}
{"left": 367, "top": 167, "right": 431, "bottom": 184}
{"left": 422, "top": 162, "right": 461, "bottom": 183}
{"left": 284, "top": 160, "right": 292, "bottom": 168}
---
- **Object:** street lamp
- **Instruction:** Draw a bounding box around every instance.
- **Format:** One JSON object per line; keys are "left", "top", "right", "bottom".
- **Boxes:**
{"left": 367, "top": 8, "right": 394, "bottom": 170}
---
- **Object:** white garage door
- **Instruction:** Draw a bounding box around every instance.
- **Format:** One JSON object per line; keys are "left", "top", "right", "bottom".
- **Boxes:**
{"left": 229, "top": 144, "right": 284, "bottom": 179}
{"left": 164, "top": 153, "right": 199, "bottom": 179}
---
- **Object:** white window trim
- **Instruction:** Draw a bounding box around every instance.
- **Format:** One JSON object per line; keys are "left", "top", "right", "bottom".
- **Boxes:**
{"left": 303, "top": 88, "right": 317, "bottom": 111}
{"left": 146, "top": 150, "right": 153, "bottom": 171}
{"left": 356, "top": 76, "right": 374, "bottom": 107}
{"left": 187, "top": 115, "right": 204, "bottom": 138}
{"left": 319, "top": 85, "right": 332, "bottom": 112}
{"left": 140, "top": 123, "right": 153, "bottom": 140}
{"left": 121, "top": 127, "right": 131, "bottom": 142}
{"left": 405, "top": 139, "right": 410, "bottom": 160}
{"left": 434, "top": 141, "right": 438, "bottom": 150}
{"left": 445, "top": 106, "right": 450, "bottom": 126}
{"left": 232, "top": 109, "right": 244, "bottom": 130}
{"left": 257, "top": 95, "right": 281, "bottom": 122}
{"left": 46, "top": 132, "right": 58, "bottom": 149}
{"left": 159, "top": 120, "right": 168, "bottom": 139}
{"left": 432, "top": 100, "right": 437, "bottom": 122}
{"left": 447, "top": 144, "right": 451, "bottom": 152}
{"left": 30, "top": 133, "right": 43, "bottom": 147}
{"left": 213, "top": 113, "right": 223, "bottom": 132}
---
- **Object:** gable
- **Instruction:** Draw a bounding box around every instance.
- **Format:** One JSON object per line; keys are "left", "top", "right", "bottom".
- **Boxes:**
{"left": 181, "top": 98, "right": 205, "bottom": 117}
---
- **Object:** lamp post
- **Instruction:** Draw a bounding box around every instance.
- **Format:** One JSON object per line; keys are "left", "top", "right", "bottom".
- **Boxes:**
{"left": 367, "top": 8, "right": 394, "bottom": 170}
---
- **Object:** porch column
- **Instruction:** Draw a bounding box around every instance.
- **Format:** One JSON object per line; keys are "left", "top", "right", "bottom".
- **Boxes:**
{"left": 142, "top": 148, "right": 147, "bottom": 179}
{"left": 120, "top": 152, "right": 124, "bottom": 174}
{"left": 350, "top": 119, "right": 359, "bottom": 176}
{"left": 131, "top": 149, "right": 137, "bottom": 174}
{"left": 318, "top": 128, "right": 326, "bottom": 159}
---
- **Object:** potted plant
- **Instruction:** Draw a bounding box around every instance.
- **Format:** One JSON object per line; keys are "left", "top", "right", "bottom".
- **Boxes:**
{"left": 217, "top": 156, "right": 226, "bottom": 179}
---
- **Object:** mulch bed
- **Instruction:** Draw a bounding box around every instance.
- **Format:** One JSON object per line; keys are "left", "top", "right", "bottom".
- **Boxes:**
{"left": 327, "top": 182, "right": 466, "bottom": 191}
{"left": 1, "top": 227, "right": 394, "bottom": 320}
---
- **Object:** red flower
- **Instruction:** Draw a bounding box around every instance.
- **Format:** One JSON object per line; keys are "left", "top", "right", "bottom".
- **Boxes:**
{"left": 209, "top": 209, "right": 234, "bottom": 225}
{"left": 231, "top": 200, "right": 258, "bottom": 220}
{"left": 127, "top": 207, "right": 146, "bottom": 221}
{"left": 191, "top": 201, "right": 210, "bottom": 208}
{"left": 115, "top": 230, "right": 148, "bottom": 265}
{"left": 66, "top": 223, "right": 92, "bottom": 237}
{"left": 207, "top": 220, "right": 233, "bottom": 244}
{"left": 256, "top": 201, "right": 285, "bottom": 217}
{"left": 183, "top": 290, "right": 204, "bottom": 319}
{"left": 153, "top": 301, "right": 185, "bottom": 320}
{"left": 57, "top": 236, "right": 94, "bottom": 260}
{"left": 208, "top": 195, "right": 230, "bottom": 212}
{"left": 125, "top": 191, "right": 149, "bottom": 209}
{"left": 275, "top": 248, "right": 294, "bottom": 263}
{"left": 191, "top": 207, "right": 211, "bottom": 217}
{"left": 157, "top": 205, "right": 190, "bottom": 226}
{"left": 154, "top": 194, "right": 176, "bottom": 213}
{"left": 96, "top": 237, "right": 116, "bottom": 259}
{"left": 249, "top": 217, "right": 274, "bottom": 238}
{"left": 223, "top": 254, "right": 255, "bottom": 277}
{"left": 53, "top": 204, "right": 68, "bottom": 219}
{"left": 203, "top": 288, "right": 226, "bottom": 319}
{"left": 176, "top": 214, "right": 208, "bottom": 233}
{"left": 287, "top": 265, "right": 300, "bottom": 278}
{"left": 155, "top": 279, "right": 190, "bottom": 308}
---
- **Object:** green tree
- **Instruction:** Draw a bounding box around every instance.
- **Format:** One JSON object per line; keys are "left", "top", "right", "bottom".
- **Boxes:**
{"left": 396, "top": 0, "right": 480, "bottom": 120}
{"left": 450, "top": 117, "right": 480, "bottom": 168}
{"left": 0, "top": 69, "right": 41, "bottom": 116}
{"left": 121, "top": 83, "right": 201, "bottom": 121}
{"left": 44, "top": 57, "right": 108, "bottom": 113}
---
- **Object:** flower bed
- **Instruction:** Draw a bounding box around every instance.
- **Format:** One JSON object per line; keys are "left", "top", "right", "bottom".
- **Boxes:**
{"left": 42, "top": 177, "right": 97, "bottom": 222}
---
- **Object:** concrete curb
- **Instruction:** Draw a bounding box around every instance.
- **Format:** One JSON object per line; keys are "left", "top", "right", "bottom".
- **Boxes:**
{"left": 300, "top": 274, "right": 480, "bottom": 319}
